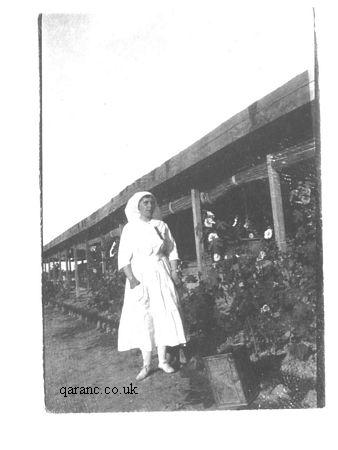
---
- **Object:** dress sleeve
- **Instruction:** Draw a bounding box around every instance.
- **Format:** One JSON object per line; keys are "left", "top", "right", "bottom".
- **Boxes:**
{"left": 118, "top": 224, "right": 133, "bottom": 270}
{"left": 164, "top": 223, "right": 179, "bottom": 261}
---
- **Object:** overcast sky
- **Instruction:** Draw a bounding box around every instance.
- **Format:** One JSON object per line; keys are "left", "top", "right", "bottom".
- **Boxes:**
{"left": 42, "top": 5, "right": 314, "bottom": 245}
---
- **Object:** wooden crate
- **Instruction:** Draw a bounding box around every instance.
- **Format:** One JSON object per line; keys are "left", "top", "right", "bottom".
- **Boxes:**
{"left": 203, "top": 346, "right": 258, "bottom": 409}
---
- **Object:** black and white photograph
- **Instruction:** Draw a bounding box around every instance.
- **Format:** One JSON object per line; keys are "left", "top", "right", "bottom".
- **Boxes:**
{"left": 5, "top": 2, "right": 338, "bottom": 448}
{"left": 40, "top": 6, "right": 325, "bottom": 414}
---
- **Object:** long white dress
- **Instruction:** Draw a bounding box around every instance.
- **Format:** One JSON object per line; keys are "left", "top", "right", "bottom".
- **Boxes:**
{"left": 117, "top": 218, "right": 187, "bottom": 352}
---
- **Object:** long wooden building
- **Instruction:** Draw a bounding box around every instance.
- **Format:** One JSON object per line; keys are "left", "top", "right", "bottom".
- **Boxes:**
{"left": 42, "top": 70, "right": 317, "bottom": 295}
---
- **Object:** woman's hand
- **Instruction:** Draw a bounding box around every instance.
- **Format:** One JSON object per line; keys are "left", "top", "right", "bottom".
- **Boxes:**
{"left": 170, "top": 260, "right": 182, "bottom": 286}
{"left": 129, "top": 276, "right": 140, "bottom": 289}
{"left": 123, "top": 264, "right": 140, "bottom": 289}
{"left": 171, "top": 272, "right": 182, "bottom": 286}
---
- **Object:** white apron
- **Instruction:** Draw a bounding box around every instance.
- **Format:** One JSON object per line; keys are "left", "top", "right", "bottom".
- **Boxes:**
{"left": 117, "top": 219, "right": 186, "bottom": 351}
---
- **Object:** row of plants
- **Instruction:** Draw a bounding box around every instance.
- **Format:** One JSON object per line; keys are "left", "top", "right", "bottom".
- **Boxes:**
{"left": 42, "top": 246, "right": 125, "bottom": 334}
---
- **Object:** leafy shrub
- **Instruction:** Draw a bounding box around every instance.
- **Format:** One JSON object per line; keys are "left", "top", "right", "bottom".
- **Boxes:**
{"left": 181, "top": 175, "right": 319, "bottom": 361}
{"left": 42, "top": 278, "right": 58, "bottom": 303}
{"left": 89, "top": 269, "right": 125, "bottom": 313}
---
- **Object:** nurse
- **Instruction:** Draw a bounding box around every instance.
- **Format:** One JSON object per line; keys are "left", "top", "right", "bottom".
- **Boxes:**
{"left": 117, "top": 191, "right": 186, "bottom": 381}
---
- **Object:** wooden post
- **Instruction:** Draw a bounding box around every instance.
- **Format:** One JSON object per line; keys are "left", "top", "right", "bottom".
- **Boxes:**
{"left": 52, "top": 258, "right": 57, "bottom": 282}
{"left": 267, "top": 154, "right": 287, "bottom": 252}
{"left": 101, "top": 235, "right": 107, "bottom": 275}
{"left": 191, "top": 188, "right": 206, "bottom": 277}
{"left": 48, "top": 259, "right": 51, "bottom": 281}
{"left": 69, "top": 257, "right": 73, "bottom": 282}
{"left": 81, "top": 256, "right": 85, "bottom": 286}
{"left": 85, "top": 240, "right": 91, "bottom": 290}
{"left": 58, "top": 252, "right": 62, "bottom": 282}
{"left": 73, "top": 245, "right": 80, "bottom": 297}
{"left": 65, "top": 250, "right": 70, "bottom": 287}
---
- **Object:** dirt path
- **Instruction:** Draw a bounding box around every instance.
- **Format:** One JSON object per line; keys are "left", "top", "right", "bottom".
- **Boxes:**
{"left": 43, "top": 304, "right": 212, "bottom": 413}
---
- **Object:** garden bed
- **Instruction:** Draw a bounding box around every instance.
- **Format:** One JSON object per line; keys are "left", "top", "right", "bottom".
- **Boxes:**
{"left": 44, "top": 294, "right": 118, "bottom": 337}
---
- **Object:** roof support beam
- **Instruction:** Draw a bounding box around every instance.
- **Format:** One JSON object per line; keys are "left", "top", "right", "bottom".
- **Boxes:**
{"left": 267, "top": 154, "right": 287, "bottom": 252}
{"left": 85, "top": 240, "right": 91, "bottom": 290}
{"left": 191, "top": 188, "right": 206, "bottom": 278}
{"left": 101, "top": 235, "right": 107, "bottom": 275}
{"left": 73, "top": 245, "right": 79, "bottom": 297}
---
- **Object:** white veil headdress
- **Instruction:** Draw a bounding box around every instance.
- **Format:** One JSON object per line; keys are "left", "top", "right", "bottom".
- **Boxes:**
{"left": 124, "top": 191, "right": 162, "bottom": 223}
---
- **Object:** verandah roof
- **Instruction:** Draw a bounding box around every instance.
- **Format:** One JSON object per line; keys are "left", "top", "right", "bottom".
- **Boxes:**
{"left": 43, "top": 70, "right": 314, "bottom": 255}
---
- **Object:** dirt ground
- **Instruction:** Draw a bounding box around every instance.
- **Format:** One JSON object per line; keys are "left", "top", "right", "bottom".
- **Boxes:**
{"left": 43, "top": 304, "right": 214, "bottom": 413}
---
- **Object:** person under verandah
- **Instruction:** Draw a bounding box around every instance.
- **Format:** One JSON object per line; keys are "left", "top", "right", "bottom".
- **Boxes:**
{"left": 117, "top": 191, "right": 187, "bottom": 380}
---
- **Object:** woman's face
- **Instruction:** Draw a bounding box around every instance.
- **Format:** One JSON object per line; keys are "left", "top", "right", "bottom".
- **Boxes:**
{"left": 138, "top": 196, "right": 155, "bottom": 220}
